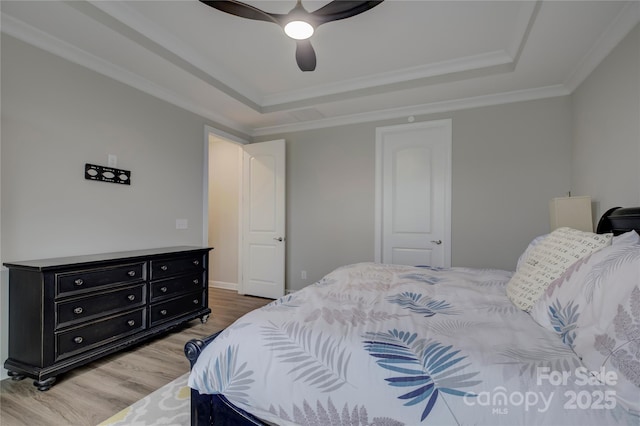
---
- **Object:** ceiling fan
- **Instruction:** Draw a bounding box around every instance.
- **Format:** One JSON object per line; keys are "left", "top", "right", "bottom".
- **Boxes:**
{"left": 199, "top": 0, "right": 384, "bottom": 72}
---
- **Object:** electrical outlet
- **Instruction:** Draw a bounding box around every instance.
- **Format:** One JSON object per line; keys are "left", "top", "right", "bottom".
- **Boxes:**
{"left": 301, "top": 270, "right": 307, "bottom": 280}
{"left": 176, "top": 219, "right": 188, "bottom": 229}
{"left": 108, "top": 154, "right": 117, "bottom": 167}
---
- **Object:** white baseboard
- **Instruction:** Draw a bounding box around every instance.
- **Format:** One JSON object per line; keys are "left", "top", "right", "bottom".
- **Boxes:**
{"left": 210, "top": 280, "right": 238, "bottom": 291}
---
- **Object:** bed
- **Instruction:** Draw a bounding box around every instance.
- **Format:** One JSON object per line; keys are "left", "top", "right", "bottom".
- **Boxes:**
{"left": 185, "top": 207, "right": 640, "bottom": 425}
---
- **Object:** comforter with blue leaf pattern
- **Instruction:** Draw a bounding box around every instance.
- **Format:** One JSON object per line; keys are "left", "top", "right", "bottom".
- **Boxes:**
{"left": 188, "top": 263, "right": 637, "bottom": 425}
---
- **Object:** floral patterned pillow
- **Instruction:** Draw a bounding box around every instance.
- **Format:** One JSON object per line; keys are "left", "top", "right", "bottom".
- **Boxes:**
{"left": 530, "top": 230, "right": 640, "bottom": 413}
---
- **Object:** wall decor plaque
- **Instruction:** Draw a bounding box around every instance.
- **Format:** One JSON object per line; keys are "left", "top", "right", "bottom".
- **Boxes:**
{"left": 85, "top": 163, "right": 131, "bottom": 185}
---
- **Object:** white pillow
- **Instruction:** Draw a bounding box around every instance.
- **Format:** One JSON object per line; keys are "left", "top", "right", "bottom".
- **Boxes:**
{"left": 612, "top": 229, "right": 640, "bottom": 246}
{"left": 516, "top": 233, "right": 548, "bottom": 269}
{"left": 506, "top": 227, "right": 612, "bottom": 312}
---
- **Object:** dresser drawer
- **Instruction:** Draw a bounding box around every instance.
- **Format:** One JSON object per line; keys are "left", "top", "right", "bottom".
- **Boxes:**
{"left": 56, "top": 263, "right": 145, "bottom": 298}
{"left": 150, "top": 274, "right": 205, "bottom": 301}
{"left": 56, "top": 308, "right": 146, "bottom": 361}
{"left": 56, "top": 284, "right": 146, "bottom": 329}
{"left": 150, "top": 255, "right": 204, "bottom": 280}
{"left": 150, "top": 290, "right": 205, "bottom": 326}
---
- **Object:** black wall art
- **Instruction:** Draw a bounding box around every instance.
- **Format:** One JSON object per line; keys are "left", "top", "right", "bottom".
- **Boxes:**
{"left": 85, "top": 163, "right": 131, "bottom": 185}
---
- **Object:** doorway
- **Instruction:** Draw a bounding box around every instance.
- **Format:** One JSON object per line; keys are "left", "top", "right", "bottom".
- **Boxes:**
{"left": 204, "top": 126, "right": 247, "bottom": 292}
{"left": 203, "top": 127, "right": 286, "bottom": 299}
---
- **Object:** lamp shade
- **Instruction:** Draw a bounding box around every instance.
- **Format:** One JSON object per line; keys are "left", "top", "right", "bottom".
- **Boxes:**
{"left": 549, "top": 196, "right": 593, "bottom": 232}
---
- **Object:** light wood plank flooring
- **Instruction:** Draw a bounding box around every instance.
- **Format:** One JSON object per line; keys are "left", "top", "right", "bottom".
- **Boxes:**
{"left": 0, "top": 287, "right": 272, "bottom": 426}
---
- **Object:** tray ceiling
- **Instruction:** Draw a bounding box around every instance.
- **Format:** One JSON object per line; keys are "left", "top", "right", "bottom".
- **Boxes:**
{"left": 1, "top": 1, "right": 638, "bottom": 137}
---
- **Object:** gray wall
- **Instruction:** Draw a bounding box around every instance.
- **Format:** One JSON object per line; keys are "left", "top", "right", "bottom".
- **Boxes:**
{"left": 0, "top": 35, "right": 222, "bottom": 379}
{"left": 571, "top": 24, "right": 640, "bottom": 216}
{"left": 1, "top": 36, "right": 211, "bottom": 260}
{"left": 257, "top": 96, "right": 574, "bottom": 290}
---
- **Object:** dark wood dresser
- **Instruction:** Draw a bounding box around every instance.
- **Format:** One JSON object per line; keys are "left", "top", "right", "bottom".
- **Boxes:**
{"left": 3, "top": 246, "right": 212, "bottom": 390}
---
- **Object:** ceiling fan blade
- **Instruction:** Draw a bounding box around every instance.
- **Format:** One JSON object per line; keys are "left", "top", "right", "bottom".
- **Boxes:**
{"left": 295, "top": 40, "right": 316, "bottom": 72}
{"left": 311, "top": 1, "right": 384, "bottom": 25}
{"left": 199, "top": 0, "right": 284, "bottom": 24}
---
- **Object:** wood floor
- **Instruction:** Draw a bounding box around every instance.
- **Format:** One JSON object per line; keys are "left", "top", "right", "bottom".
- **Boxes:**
{"left": 0, "top": 287, "right": 272, "bottom": 426}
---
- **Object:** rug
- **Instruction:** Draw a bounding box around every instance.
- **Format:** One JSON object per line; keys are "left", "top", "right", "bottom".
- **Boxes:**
{"left": 97, "top": 373, "right": 190, "bottom": 426}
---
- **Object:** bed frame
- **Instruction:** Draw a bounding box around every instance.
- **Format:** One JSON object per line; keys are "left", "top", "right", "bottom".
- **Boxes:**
{"left": 596, "top": 206, "right": 640, "bottom": 235}
{"left": 185, "top": 332, "right": 267, "bottom": 426}
{"left": 184, "top": 206, "right": 640, "bottom": 426}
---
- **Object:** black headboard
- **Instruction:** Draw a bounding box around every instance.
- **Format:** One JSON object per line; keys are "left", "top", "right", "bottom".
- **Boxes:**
{"left": 596, "top": 207, "right": 640, "bottom": 235}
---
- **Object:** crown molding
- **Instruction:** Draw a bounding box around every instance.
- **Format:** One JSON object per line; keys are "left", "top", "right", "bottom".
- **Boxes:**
{"left": 70, "top": 1, "right": 262, "bottom": 111}
{"left": 84, "top": 0, "right": 263, "bottom": 106}
{"left": 563, "top": 0, "right": 640, "bottom": 93}
{"left": 260, "top": 50, "right": 514, "bottom": 110}
{"left": 260, "top": 2, "right": 541, "bottom": 111}
{"left": 79, "top": 0, "right": 539, "bottom": 114}
{"left": 251, "top": 85, "right": 571, "bottom": 137}
{"left": 1, "top": 2, "right": 534, "bottom": 125}
{"left": 507, "top": 0, "right": 541, "bottom": 63}
{"left": 1, "top": 11, "right": 254, "bottom": 137}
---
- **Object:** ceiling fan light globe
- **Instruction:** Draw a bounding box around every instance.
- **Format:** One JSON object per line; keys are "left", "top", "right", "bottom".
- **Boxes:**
{"left": 284, "top": 20, "right": 314, "bottom": 40}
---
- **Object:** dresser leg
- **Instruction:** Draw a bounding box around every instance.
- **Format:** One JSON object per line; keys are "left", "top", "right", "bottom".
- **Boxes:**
{"left": 7, "top": 371, "right": 25, "bottom": 381}
{"left": 200, "top": 314, "right": 210, "bottom": 324}
{"left": 33, "top": 377, "right": 56, "bottom": 391}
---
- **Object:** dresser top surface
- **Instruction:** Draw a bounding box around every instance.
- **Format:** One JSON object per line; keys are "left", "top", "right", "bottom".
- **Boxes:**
{"left": 3, "top": 246, "right": 212, "bottom": 271}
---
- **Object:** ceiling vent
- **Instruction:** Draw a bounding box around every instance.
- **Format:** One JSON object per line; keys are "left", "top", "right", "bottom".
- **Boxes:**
{"left": 289, "top": 108, "right": 325, "bottom": 122}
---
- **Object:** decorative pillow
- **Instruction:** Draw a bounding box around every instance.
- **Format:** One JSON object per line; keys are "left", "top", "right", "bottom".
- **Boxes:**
{"left": 529, "top": 230, "right": 640, "bottom": 413}
{"left": 506, "top": 227, "right": 612, "bottom": 312}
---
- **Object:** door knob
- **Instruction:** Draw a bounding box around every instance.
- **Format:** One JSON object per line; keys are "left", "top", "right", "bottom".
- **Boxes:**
{"left": 431, "top": 240, "right": 442, "bottom": 245}
{"left": 273, "top": 237, "right": 284, "bottom": 242}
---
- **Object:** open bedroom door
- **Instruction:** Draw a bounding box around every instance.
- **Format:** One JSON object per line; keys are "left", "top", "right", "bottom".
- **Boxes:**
{"left": 241, "top": 139, "right": 286, "bottom": 299}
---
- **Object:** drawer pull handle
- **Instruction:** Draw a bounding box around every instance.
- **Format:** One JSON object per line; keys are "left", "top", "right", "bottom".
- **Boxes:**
{"left": 127, "top": 270, "right": 136, "bottom": 277}
{"left": 193, "top": 299, "right": 199, "bottom": 304}
{"left": 73, "top": 307, "right": 83, "bottom": 315}
{"left": 160, "top": 265, "right": 168, "bottom": 271}
{"left": 127, "top": 320, "right": 135, "bottom": 327}
{"left": 160, "top": 287, "right": 168, "bottom": 293}
{"left": 74, "top": 336, "right": 83, "bottom": 344}
{"left": 74, "top": 279, "right": 84, "bottom": 286}
{"left": 193, "top": 260, "right": 200, "bottom": 266}
{"left": 193, "top": 279, "right": 199, "bottom": 285}
{"left": 128, "top": 294, "right": 136, "bottom": 301}
{"left": 160, "top": 309, "right": 167, "bottom": 315}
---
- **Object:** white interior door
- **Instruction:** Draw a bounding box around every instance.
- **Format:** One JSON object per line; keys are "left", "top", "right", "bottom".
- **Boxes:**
{"left": 242, "top": 139, "right": 286, "bottom": 299}
{"left": 375, "top": 120, "right": 452, "bottom": 267}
